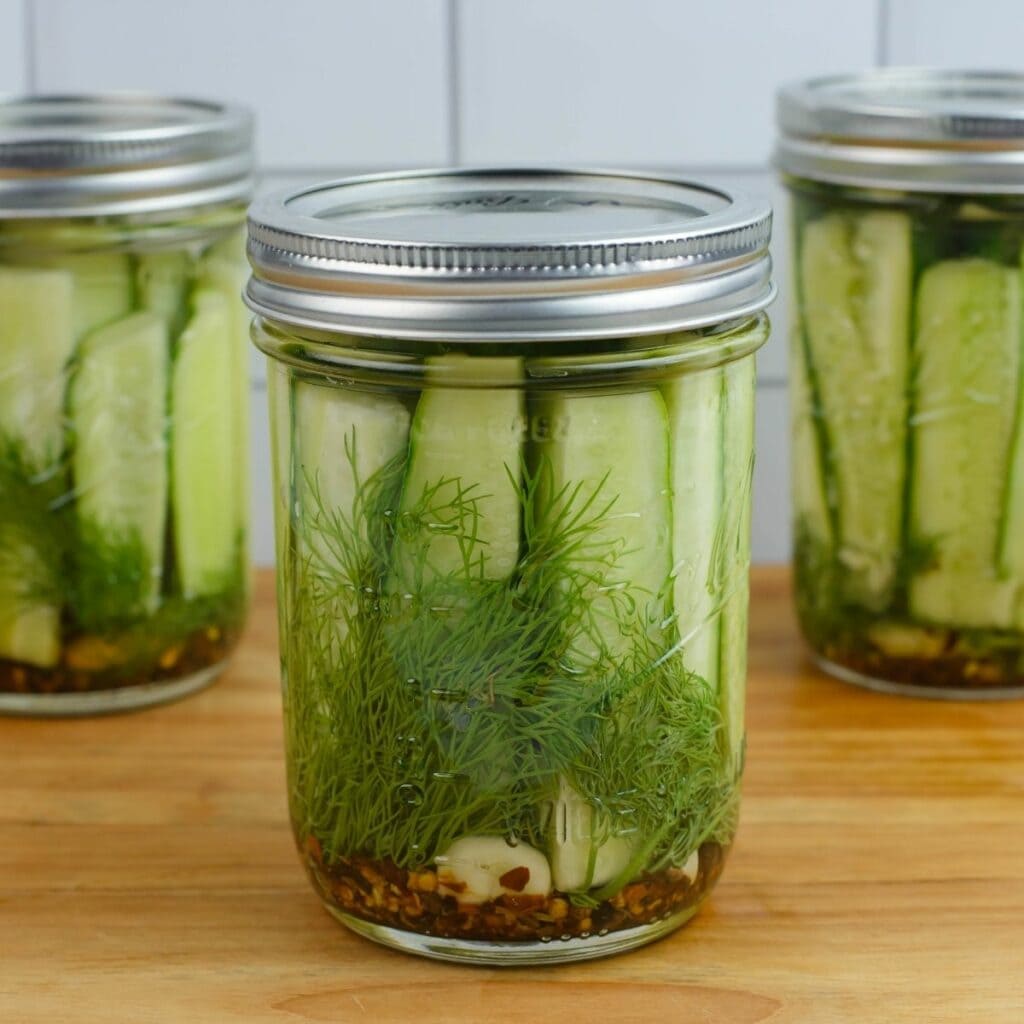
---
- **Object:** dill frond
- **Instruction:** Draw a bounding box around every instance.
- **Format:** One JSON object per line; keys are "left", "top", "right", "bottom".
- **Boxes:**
{"left": 284, "top": 429, "right": 741, "bottom": 890}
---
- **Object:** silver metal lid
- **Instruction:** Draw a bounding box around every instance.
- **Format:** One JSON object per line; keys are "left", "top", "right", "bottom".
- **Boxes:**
{"left": 245, "top": 169, "right": 774, "bottom": 341}
{"left": 0, "top": 94, "right": 254, "bottom": 217}
{"left": 777, "top": 69, "right": 1024, "bottom": 193}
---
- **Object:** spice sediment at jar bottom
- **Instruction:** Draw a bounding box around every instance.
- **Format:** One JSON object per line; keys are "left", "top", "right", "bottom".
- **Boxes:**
{"left": 0, "top": 96, "right": 254, "bottom": 712}
{"left": 248, "top": 169, "right": 773, "bottom": 963}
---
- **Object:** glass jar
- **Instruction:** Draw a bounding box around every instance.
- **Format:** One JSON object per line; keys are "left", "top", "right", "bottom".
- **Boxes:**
{"left": 778, "top": 71, "right": 1024, "bottom": 698}
{"left": 0, "top": 96, "right": 254, "bottom": 714}
{"left": 247, "top": 170, "right": 773, "bottom": 963}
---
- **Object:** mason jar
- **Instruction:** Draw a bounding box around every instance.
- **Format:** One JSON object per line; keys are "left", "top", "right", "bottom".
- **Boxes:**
{"left": 778, "top": 70, "right": 1024, "bottom": 699}
{"left": 247, "top": 169, "right": 773, "bottom": 963}
{"left": 0, "top": 96, "right": 254, "bottom": 714}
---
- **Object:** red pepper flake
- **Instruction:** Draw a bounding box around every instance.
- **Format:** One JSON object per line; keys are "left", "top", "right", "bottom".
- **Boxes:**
{"left": 499, "top": 866, "right": 530, "bottom": 892}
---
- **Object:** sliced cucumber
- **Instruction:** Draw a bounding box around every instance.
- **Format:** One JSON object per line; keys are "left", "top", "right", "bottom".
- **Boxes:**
{"left": 536, "top": 387, "right": 672, "bottom": 892}
{"left": 294, "top": 378, "right": 410, "bottom": 644}
{"left": 998, "top": 245, "right": 1024, "bottom": 625}
{"left": 664, "top": 365, "right": 725, "bottom": 691}
{"left": 535, "top": 388, "right": 672, "bottom": 662}
{"left": 0, "top": 266, "right": 75, "bottom": 463}
{"left": 548, "top": 776, "right": 632, "bottom": 893}
{"left": 800, "top": 211, "right": 912, "bottom": 610}
{"left": 909, "top": 259, "right": 1020, "bottom": 628}
{"left": 137, "top": 250, "right": 191, "bottom": 338}
{"left": 10, "top": 251, "right": 135, "bottom": 342}
{"left": 267, "top": 363, "right": 293, "bottom": 573}
{"left": 200, "top": 244, "right": 251, "bottom": 537}
{"left": 0, "top": 266, "right": 75, "bottom": 666}
{"left": 716, "top": 356, "right": 755, "bottom": 773}
{"left": 171, "top": 290, "right": 238, "bottom": 598}
{"left": 394, "top": 357, "right": 524, "bottom": 590}
{"left": 71, "top": 312, "right": 170, "bottom": 616}
{"left": 790, "top": 290, "right": 832, "bottom": 547}
{"left": 266, "top": 364, "right": 294, "bottom": 639}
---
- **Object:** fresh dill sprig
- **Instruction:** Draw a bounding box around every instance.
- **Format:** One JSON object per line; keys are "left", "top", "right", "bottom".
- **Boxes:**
{"left": 285, "top": 428, "right": 739, "bottom": 889}
{"left": 0, "top": 433, "right": 67, "bottom": 606}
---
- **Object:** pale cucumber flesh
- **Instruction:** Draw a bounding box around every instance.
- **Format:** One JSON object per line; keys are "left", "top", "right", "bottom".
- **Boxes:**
{"left": 171, "top": 290, "right": 239, "bottom": 598}
{"left": 664, "top": 365, "right": 724, "bottom": 691}
{"left": 294, "top": 379, "right": 411, "bottom": 580}
{"left": 4, "top": 249, "right": 135, "bottom": 342}
{"left": 293, "top": 377, "right": 410, "bottom": 651}
{"left": 716, "top": 357, "right": 755, "bottom": 773}
{"left": 71, "top": 312, "right": 170, "bottom": 616}
{"left": 535, "top": 388, "right": 672, "bottom": 663}
{"left": 799, "top": 211, "right": 911, "bottom": 611}
{"left": 137, "top": 250, "right": 191, "bottom": 338}
{"left": 0, "top": 266, "right": 75, "bottom": 666}
{"left": 909, "top": 259, "right": 1020, "bottom": 629}
{"left": 997, "top": 245, "right": 1024, "bottom": 626}
{"left": 394, "top": 359, "right": 524, "bottom": 590}
{"left": 200, "top": 249, "right": 251, "bottom": 536}
{"left": 0, "top": 266, "right": 76, "bottom": 463}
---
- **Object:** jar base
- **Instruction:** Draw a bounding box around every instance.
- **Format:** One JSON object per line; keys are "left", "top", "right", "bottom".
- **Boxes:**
{"left": 0, "top": 659, "right": 228, "bottom": 717}
{"left": 328, "top": 903, "right": 699, "bottom": 966}
{"left": 814, "top": 653, "right": 1024, "bottom": 701}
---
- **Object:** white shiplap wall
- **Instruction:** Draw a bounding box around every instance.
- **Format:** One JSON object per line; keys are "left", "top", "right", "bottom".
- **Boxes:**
{"left": 0, "top": 0, "right": 1008, "bottom": 563}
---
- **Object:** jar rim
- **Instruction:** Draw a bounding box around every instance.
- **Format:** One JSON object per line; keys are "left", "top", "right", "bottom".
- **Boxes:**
{"left": 245, "top": 168, "right": 774, "bottom": 341}
{"left": 776, "top": 69, "right": 1024, "bottom": 193}
{"left": 0, "top": 93, "right": 255, "bottom": 217}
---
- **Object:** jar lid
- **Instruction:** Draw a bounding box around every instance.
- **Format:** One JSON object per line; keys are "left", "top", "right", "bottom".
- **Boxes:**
{"left": 0, "top": 94, "right": 255, "bottom": 217}
{"left": 777, "top": 69, "right": 1024, "bottom": 193}
{"left": 245, "top": 168, "right": 774, "bottom": 341}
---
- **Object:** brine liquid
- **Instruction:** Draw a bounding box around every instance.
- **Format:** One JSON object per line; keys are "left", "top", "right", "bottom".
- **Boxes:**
{"left": 268, "top": 322, "right": 763, "bottom": 955}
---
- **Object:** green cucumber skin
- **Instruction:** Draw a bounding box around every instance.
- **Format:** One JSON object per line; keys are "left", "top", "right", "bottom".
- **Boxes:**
{"left": 799, "top": 211, "right": 912, "bottom": 612}
{"left": 171, "top": 290, "right": 238, "bottom": 599}
{"left": 395, "top": 365, "right": 524, "bottom": 590}
{"left": 716, "top": 357, "right": 755, "bottom": 773}
{"left": 71, "top": 312, "right": 171, "bottom": 615}
{"left": 0, "top": 266, "right": 76, "bottom": 667}
{"left": 664, "top": 365, "right": 724, "bottom": 691}
{"left": 909, "top": 259, "right": 1020, "bottom": 629}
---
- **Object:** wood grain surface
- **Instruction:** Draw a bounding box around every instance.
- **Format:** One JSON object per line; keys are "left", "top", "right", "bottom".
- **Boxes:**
{"left": 1, "top": 568, "right": 1021, "bottom": 1023}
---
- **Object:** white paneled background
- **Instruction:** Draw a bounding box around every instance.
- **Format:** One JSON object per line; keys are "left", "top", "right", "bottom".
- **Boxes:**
{"left": 0, "top": 0, "right": 1010, "bottom": 564}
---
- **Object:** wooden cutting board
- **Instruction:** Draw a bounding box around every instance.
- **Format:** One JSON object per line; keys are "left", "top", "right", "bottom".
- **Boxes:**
{"left": 1, "top": 568, "right": 1021, "bottom": 1023}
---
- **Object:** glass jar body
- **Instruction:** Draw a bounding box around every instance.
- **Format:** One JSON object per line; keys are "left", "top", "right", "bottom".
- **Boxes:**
{"left": 0, "top": 207, "right": 251, "bottom": 713}
{"left": 787, "top": 176, "right": 1024, "bottom": 697}
{"left": 258, "top": 315, "right": 766, "bottom": 964}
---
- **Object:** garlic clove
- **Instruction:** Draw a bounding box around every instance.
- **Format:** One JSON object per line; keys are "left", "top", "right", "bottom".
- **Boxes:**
{"left": 435, "top": 835, "right": 551, "bottom": 906}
